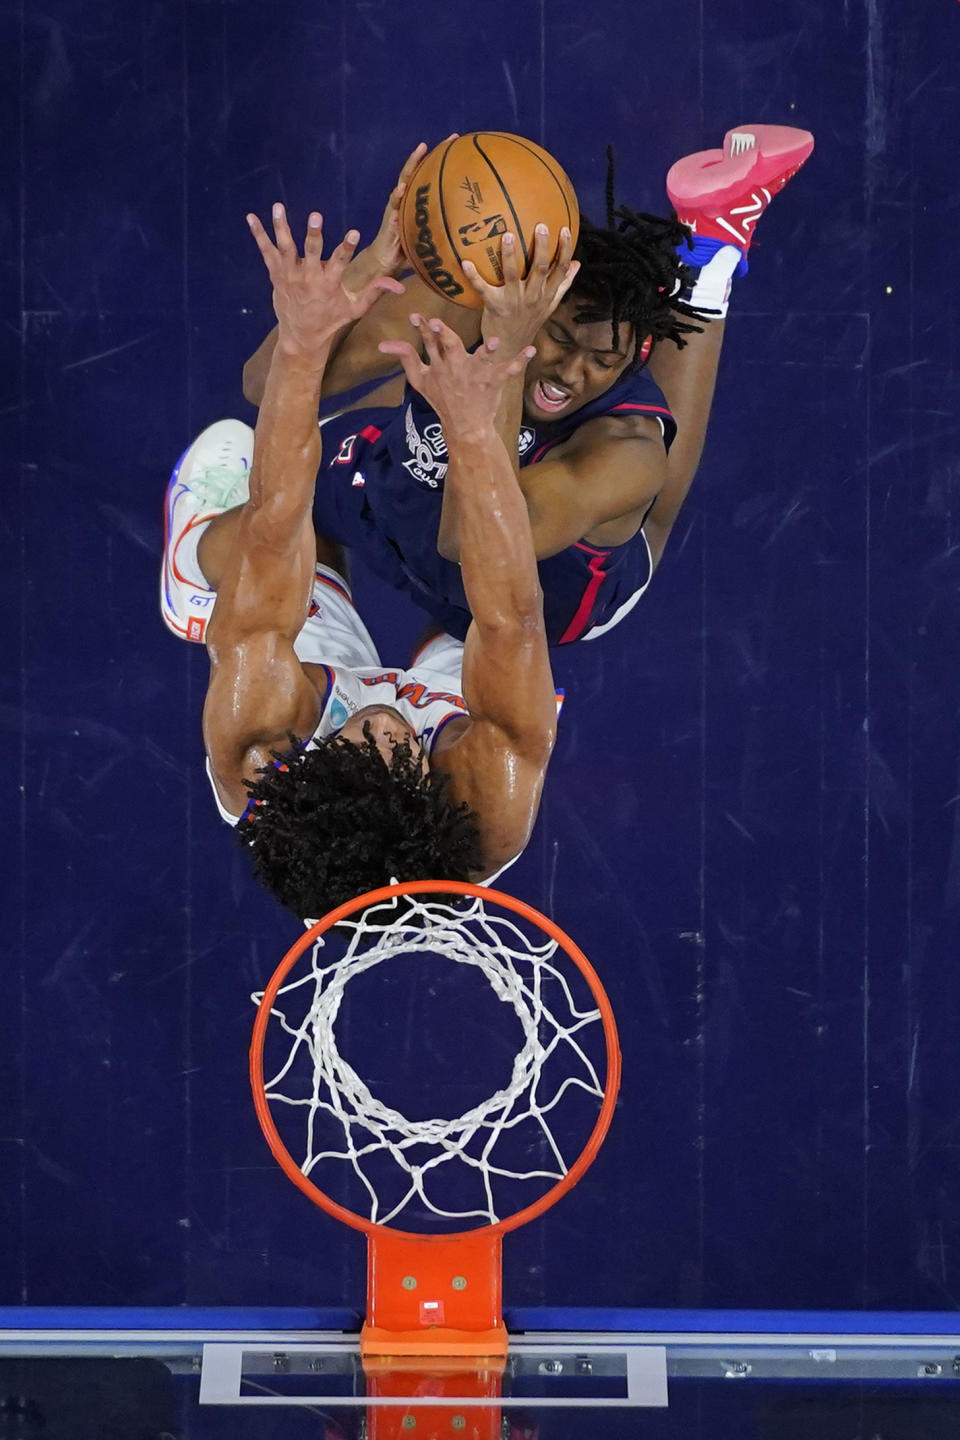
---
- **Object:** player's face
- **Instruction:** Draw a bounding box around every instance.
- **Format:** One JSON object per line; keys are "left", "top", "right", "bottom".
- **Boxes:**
{"left": 338, "top": 705, "right": 428, "bottom": 772}
{"left": 524, "top": 299, "right": 636, "bottom": 422}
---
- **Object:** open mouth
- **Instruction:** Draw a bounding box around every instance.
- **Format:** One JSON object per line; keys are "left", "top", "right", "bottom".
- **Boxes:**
{"left": 532, "top": 378, "right": 574, "bottom": 414}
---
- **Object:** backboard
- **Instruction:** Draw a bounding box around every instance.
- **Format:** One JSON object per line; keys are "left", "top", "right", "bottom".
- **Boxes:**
{"left": 4, "top": 1305, "right": 960, "bottom": 1438}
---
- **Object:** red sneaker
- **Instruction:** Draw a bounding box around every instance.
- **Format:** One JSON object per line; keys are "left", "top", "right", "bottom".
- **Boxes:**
{"left": 667, "top": 124, "right": 814, "bottom": 253}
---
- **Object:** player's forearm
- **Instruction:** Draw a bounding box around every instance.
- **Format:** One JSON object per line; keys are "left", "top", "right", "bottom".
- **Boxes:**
{"left": 644, "top": 315, "right": 725, "bottom": 542}
{"left": 437, "top": 378, "right": 525, "bottom": 562}
{"left": 492, "top": 373, "right": 524, "bottom": 476}
{"left": 445, "top": 424, "right": 543, "bottom": 628}
{"left": 243, "top": 319, "right": 377, "bottom": 408}
{"left": 243, "top": 253, "right": 418, "bottom": 408}
{"left": 247, "top": 343, "right": 328, "bottom": 529}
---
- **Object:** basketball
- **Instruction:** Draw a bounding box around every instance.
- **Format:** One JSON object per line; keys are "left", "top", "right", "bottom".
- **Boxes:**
{"left": 398, "top": 132, "right": 580, "bottom": 310}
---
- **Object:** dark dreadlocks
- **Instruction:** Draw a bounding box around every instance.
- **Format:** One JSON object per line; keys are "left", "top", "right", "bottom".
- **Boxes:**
{"left": 236, "top": 729, "right": 483, "bottom": 919}
{"left": 571, "top": 146, "right": 713, "bottom": 361}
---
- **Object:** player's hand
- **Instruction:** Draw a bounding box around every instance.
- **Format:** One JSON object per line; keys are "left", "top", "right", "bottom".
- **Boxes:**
{"left": 246, "top": 205, "right": 405, "bottom": 360}
{"left": 468, "top": 224, "right": 580, "bottom": 355}
{"left": 378, "top": 316, "right": 535, "bottom": 438}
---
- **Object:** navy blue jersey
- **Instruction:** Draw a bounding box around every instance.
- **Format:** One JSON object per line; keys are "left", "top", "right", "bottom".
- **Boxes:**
{"left": 313, "top": 366, "right": 675, "bottom": 645}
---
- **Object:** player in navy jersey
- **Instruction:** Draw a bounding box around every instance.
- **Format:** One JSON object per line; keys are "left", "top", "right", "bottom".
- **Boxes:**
{"left": 163, "top": 204, "right": 558, "bottom": 920}
{"left": 242, "top": 125, "right": 814, "bottom": 645}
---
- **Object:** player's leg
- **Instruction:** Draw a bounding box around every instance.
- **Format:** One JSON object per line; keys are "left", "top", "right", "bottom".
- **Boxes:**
{"left": 643, "top": 123, "right": 814, "bottom": 565}
{"left": 160, "top": 420, "right": 254, "bottom": 641}
{"left": 194, "top": 501, "right": 349, "bottom": 590}
{"left": 644, "top": 316, "right": 726, "bottom": 565}
{"left": 160, "top": 418, "right": 350, "bottom": 646}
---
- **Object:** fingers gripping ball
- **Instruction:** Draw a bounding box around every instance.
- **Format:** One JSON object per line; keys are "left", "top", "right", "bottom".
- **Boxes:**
{"left": 399, "top": 132, "right": 580, "bottom": 310}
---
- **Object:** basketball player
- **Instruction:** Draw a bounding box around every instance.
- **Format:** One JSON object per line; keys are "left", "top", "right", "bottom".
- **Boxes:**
{"left": 242, "top": 124, "right": 814, "bottom": 645}
{"left": 161, "top": 206, "right": 560, "bottom": 919}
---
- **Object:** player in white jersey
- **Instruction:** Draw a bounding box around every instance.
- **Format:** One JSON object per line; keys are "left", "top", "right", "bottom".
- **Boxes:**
{"left": 161, "top": 201, "right": 560, "bottom": 919}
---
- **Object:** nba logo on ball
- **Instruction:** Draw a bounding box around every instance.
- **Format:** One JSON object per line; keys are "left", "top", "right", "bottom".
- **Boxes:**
{"left": 458, "top": 215, "right": 508, "bottom": 246}
{"left": 399, "top": 132, "right": 580, "bottom": 310}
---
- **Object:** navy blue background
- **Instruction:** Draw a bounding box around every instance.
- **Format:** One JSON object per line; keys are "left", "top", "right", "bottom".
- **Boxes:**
{"left": 4, "top": 0, "right": 960, "bottom": 1321}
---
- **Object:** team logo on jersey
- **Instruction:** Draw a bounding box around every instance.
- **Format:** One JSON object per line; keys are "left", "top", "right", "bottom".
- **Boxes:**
{"left": 326, "top": 683, "right": 357, "bottom": 731}
{"left": 334, "top": 433, "right": 358, "bottom": 464}
{"left": 328, "top": 698, "right": 349, "bottom": 728}
{"left": 401, "top": 410, "right": 534, "bottom": 480}
{"left": 396, "top": 681, "right": 467, "bottom": 712}
{"left": 402, "top": 404, "right": 448, "bottom": 488}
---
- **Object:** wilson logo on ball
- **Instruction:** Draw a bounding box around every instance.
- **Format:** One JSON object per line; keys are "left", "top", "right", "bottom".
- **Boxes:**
{"left": 411, "top": 184, "right": 464, "bottom": 299}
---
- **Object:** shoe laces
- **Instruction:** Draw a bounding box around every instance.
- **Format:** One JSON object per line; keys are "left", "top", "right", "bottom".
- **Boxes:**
{"left": 191, "top": 446, "right": 250, "bottom": 509}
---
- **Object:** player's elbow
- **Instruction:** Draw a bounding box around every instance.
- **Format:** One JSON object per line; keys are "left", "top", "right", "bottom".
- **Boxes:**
{"left": 241, "top": 360, "right": 265, "bottom": 408}
{"left": 436, "top": 531, "right": 462, "bottom": 563}
{"left": 475, "top": 586, "right": 545, "bottom": 640}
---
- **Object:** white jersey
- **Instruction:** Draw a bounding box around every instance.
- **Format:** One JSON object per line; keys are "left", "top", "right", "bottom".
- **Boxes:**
{"left": 207, "top": 566, "right": 467, "bottom": 826}
{"left": 311, "top": 656, "right": 467, "bottom": 753}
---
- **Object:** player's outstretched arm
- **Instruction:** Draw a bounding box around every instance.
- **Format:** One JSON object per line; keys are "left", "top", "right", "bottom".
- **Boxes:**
{"left": 379, "top": 320, "right": 557, "bottom": 874}
{"left": 205, "top": 208, "right": 403, "bottom": 815}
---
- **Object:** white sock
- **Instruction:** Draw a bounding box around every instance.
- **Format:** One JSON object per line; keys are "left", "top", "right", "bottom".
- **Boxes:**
{"left": 681, "top": 244, "right": 742, "bottom": 318}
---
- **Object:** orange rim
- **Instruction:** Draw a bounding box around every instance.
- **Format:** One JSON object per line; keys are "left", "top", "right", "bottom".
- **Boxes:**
{"left": 250, "top": 880, "right": 621, "bottom": 1240}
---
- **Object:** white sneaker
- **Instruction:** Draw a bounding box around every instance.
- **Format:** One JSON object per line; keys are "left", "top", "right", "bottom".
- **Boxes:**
{"left": 161, "top": 419, "right": 255, "bottom": 642}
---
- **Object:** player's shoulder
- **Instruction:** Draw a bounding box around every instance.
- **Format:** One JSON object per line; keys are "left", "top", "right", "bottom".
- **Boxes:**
{"left": 559, "top": 366, "right": 673, "bottom": 447}
{"left": 203, "top": 637, "right": 328, "bottom": 795}
{"left": 431, "top": 719, "right": 552, "bottom": 881}
{"left": 432, "top": 705, "right": 554, "bottom": 776}
{"left": 555, "top": 405, "right": 667, "bottom": 457}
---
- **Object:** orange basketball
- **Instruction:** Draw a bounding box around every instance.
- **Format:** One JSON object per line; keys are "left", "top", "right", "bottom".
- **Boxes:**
{"left": 398, "top": 132, "right": 580, "bottom": 310}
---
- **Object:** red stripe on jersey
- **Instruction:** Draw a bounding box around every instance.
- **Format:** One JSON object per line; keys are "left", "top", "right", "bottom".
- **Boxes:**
{"left": 313, "top": 570, "right": 353, "bottom": 602}
{"left": 559, "top": 551, "right": 608, "bottom": 644}
{"left": 608, "top": 402, "right": 673, "bottom": 419}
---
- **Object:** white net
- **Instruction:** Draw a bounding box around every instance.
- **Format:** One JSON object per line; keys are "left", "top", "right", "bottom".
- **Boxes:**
{"left": 253, "top": 891, "right": 609, "bottom": 1229}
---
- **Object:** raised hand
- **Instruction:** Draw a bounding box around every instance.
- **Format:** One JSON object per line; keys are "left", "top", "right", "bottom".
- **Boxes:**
{"left": 465, "top": 224, "right": 580, "bottom": 356}
{"left": 246, "top": 204, "right": 405, "bottom": 362}
{"left": 379, "top": 316, "right": 535, "bottom": 439}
